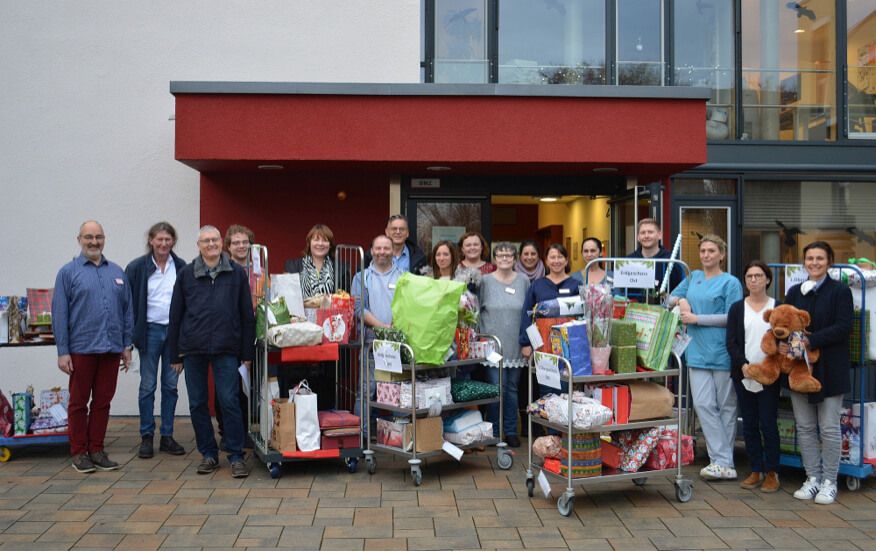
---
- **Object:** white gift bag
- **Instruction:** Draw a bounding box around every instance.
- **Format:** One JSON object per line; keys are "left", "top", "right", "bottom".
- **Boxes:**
{"left": 271, "top": 273, "right": 306, "bottom": 318}
{"left": 267, "top": 322, "right": 323, "bottom": 348}
{"left": 293, "top": 380, "right": 320, "bottom": 451}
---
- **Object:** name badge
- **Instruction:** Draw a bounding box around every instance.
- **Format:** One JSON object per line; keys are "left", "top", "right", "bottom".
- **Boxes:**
{"left": 114, "top": 278, "right": 124, "bottom": 285}
{"left": 559, "top": 288, "right": 570, "bottom": 295}
{"left": 504, "top": 287, "right": 516, "bottom": 295}
{"left": 388, "top": 283, "right": 396, "bottom": 290}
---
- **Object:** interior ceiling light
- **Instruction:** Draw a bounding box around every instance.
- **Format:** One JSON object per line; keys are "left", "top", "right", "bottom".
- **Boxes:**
{"left": 794, "top": 27, "right": 805, "bottom": 33}
{"left": 426, "top": 165, "right": 451, "bottom": 171}
{"left": 539, "top": 196, "right": 559, "bottom": 203}
{"left": 593, "top": 167, "right": 619, "bottom": 173}
{"left": 257, "top": 164, "right": 284, "bottom": 170}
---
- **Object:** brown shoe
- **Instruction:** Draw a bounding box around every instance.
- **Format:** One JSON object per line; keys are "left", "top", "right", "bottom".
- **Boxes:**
{"left": 761, "top": 471, "right": 780, "bottom": 493}
{"left": 740, "top": 472, "right": 763, "bottom": 489}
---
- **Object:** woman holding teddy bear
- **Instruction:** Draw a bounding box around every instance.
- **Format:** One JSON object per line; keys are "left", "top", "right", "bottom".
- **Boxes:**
{"left": 782, "top": 241, "right": 853, "bottom": 505}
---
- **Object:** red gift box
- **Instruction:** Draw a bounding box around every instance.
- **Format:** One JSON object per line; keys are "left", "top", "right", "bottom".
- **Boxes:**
{"left": 644, "top": 429, "right": 694, "bottom": 470}
{"left": 592, "top": 385, "right": 630, "bottom": 425}
{"left": 317, "top": 308, "right": 353, "bottom": 344}
{"left": 543, "top": 458, "right": 562, "bottom": 474}
{"left": 601, "top": 440, "right": 623, "bottom": 469}
{"left": 317, "top": 410, "right": 359, "bottom": 429}
{"left": 321, "top": 433, "right": 360, "bottom": 450}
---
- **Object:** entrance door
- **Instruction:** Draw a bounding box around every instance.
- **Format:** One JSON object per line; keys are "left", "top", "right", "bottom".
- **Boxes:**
{"left": 406, "top": 196, "right": 491, "bottom": 258}
{"left": 674, "top": 203, "right": 735, "bottom": 274}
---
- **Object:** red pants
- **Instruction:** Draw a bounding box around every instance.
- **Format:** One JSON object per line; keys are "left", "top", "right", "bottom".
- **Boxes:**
{"left": 68, "top": 353, "right": 121, "bottom": 455}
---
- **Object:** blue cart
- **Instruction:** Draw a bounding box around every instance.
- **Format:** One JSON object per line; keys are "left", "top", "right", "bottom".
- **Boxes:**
{"left": 0, "top": 432, "right": 70, "bottom": 462}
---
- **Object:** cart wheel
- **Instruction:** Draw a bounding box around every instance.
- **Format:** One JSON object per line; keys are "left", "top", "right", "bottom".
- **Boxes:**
{"left": 0, "top": 447, "right": 10, "bottom": 463}
{"left": 846, "top": 476, "right": 862, "bottom": 492}
{"left": 632, "top": 477, "right": 647, "bottom": 487}
{"left": 345, "top": 457, "right": 358, "bottom": 474}
{"left": 497, "top": 451, "right": 513, "bottom": 470}
{"left": 411, "top": 466, "right": 423, "bottom": 487}
{"left": 675, "top": 480, "right": 694, "bottom": 503}
{"left": 526, "top": 478, "right": 535, "bottom": 498}
{"left": 268, "top": 463, "right": 281, "bottom": 479}
{"left": 366, "top": 456, "right": 377, "bottom": 475}
{"left": 557, "top": 494, "right": 574, "bottom": 517}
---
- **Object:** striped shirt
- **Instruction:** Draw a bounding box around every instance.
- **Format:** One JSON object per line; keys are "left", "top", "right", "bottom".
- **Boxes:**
{"left": 52, "top": 253, "right": 134, "bottom": 356}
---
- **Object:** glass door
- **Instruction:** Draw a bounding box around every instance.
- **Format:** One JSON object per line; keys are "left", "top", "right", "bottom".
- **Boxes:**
{"left": 676, "top": 204, "right": 733, "bottom": 273}
{"left": 406, "top": 196, "right": 491, "bottom": 257}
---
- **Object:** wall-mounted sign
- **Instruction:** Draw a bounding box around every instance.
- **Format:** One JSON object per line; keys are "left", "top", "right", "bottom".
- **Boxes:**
{"left": 411, "top": 178, "right": 440, "bottom": 189}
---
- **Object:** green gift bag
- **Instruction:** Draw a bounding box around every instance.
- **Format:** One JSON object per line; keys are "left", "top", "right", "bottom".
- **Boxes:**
{"left": 391, "top": 273, "right": 464, "bottom": 365}
{"left": 255, "top": 296, "right": 291, "bottom": 341}
{"left": 624, "top": 303, "right": 679, "bottom": 371}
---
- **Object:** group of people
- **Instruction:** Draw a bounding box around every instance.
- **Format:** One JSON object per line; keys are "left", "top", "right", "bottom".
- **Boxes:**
{"left": 52, "top": 215, "right": 853, "bottom": 505}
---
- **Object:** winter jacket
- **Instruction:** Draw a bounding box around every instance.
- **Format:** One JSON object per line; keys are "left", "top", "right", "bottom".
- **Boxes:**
{"left": 125, "top": 251, "right": 186, "bottom": 350}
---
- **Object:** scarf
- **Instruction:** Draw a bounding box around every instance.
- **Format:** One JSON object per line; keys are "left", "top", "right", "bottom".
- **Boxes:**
{"left": 300, "top": 255, "right": 335, "bottom": 300}
{"left": 515, "top": 258, "right": 545, "bottom": 282}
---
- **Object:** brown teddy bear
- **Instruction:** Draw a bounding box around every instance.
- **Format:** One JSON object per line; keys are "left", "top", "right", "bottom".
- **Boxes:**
{"left": 746, "top": 304, "right": 822, "bottom": 393}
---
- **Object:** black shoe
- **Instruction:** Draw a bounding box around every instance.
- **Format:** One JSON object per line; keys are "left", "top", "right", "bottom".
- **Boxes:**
{"left": 197, "top": 456, "right": 219, "bottom": 474}
{"left": 231, "top": 460, "right": 250, "bottom": 479}
{"left": 159, "top": 436, "right": 185, "bottom": 456}
{"left": 138, "top": 435, "right": 154, "bottom": 459}
{"left": 506, "top": 435, "right": 521, "bottom": 448}
{"left": 90, "top": 451, "right": 120, "bottom": 471}
{"left": 72, "top": 453, "right": 96, "bottom": 474}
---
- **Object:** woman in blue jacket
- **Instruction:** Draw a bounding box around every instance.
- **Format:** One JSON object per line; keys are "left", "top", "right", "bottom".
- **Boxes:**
{"left": 783, "top": 241, "right": 853, "bottom": 505}
{"left": 670, "top": 234, "right": 743, "bottom": 481}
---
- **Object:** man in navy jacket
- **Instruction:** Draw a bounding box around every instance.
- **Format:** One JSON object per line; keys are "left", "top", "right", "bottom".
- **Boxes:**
{"left": 168, "top": 225, "right": 255, "bottom": 478}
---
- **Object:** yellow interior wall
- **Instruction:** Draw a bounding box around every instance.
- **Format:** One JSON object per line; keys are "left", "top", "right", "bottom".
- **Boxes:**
{"left": 537, "top": 198, "right": 611, "bottom": 272}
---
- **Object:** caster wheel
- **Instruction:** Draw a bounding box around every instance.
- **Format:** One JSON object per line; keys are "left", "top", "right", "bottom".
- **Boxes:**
{"left": 557, "top": 494, "right": 574, "bottom": 517}
{"left": 366, "top": 457, "right": 377, "bottom": 475}
{"left": 497, "top": 451, "right": 513, "bottom": 470}
{"left": 675, "top": 481, "right": 693, "bottom": 503}
{"left": 268, "top": 463, "right": 281, "bottom": 479}
{"left": 526, "top": 478, "right": 535, "bottom": 498}
{"left": 345, "top": 457, "right": 358, "bottom": 474}
{"left": 412, "top": 468, "right": 423, "bottom": 486}
{"left": 0, "top": 447, "right": 10, "bottom": 463}
{"left": 632, "top": 477, "right": 647, "bottom": 487}
{"left": 846, "top": 476, "right": 861, "bottom": 492}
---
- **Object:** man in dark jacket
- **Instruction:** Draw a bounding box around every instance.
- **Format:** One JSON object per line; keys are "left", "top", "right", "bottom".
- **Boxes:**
{"left": 125, "top": 222, "right": 187, "bottom": 459}
{"left": 168, "top": 225, "right": 255, "bottom": 478}
{"left": 364, "top": 214, "right": 427, "bottom": 273}
{"left": 626, "top": 218, "right": 684, "bottom": 299}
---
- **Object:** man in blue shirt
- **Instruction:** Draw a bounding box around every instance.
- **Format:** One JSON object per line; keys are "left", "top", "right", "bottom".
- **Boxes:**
{"left": 52, "top": 220, "right": 134, "bottom": 474}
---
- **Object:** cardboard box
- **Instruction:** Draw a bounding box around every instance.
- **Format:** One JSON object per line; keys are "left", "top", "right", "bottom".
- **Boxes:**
{"left": 376, "top": 416, "right": 443, "bottom": 453}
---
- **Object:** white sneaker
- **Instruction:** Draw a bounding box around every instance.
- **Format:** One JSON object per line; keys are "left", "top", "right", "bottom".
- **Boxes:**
{"left": 700, "top": 463, "right": 737, "bottom": 480}
{"left": 793, "top": 476, "right": 821, "bottom": 500}
{"left": 814, "top": 479, "right": 837, "bottom": 505}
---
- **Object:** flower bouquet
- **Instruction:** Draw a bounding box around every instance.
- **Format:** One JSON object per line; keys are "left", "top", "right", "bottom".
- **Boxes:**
{"left": 582, "top": 283, "right": 613, "bottom": 374}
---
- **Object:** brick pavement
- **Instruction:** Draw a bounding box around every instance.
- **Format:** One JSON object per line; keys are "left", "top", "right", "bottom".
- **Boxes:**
{"left": 2, "top": 418, "right": 876, "bottom": 550}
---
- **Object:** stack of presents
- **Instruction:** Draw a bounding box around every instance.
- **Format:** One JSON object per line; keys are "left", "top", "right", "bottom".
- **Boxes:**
{"left": 1, "top": 387, "right": 69, "bottom": 437}
{"left": 1, "top": 288, "right": 54, "bottom": 345}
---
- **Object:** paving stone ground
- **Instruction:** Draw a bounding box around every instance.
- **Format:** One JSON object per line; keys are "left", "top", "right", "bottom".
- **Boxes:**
{"left": 2, "top": 417, "right": 876, "bottom": 550}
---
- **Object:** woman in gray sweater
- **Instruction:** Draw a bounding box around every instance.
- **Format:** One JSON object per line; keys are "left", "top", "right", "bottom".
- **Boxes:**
{"left": 479, "top": 242, "right": 530, "bottom": 447}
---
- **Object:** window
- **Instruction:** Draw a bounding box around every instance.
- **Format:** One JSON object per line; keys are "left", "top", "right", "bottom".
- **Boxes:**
{"left": 434, "top": 0, "right": 488, "bottom": 83}
{"left": 742, "top": 181, "right": 876, "bottom": 267}
{"left": 498, "top": 0, "right": 606, "bottom": 84}
{"left": 616, "top": 0, "right": 663, "bottom": 85}
{"left": 673, "top": 0, "right": 736, "bottom": 139}
{"left": 847, "top": 0, "right": 876, "bottom": 138}
{"left": 741, "top": 0, "right": 837, "bottom": 141}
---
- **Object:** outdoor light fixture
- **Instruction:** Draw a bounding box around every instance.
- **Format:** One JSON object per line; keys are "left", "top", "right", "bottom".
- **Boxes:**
{"left": 426, "top": 166, "right": 452, "bottom": 171}
{"left": 257, "top": 164, "right": 284, "bottom": 170}
{"left": 539, "top": 196, "right": 559, "bottom": 202}
{"left": 593, "top": 167, "right": 619, "bottom": 173}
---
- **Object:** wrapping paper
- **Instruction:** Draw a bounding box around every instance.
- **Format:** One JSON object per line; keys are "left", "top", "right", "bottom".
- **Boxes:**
{"left": 443, "top": 409, "right": 483, "bottom": 433}
{"left": 444, "top": 421, "right": 493, "bottom": 445}
{"left": 850, "top": 310, "right": 870, "bottom": 364}
{"left": 644, "top": 429, "right": 694, "bottom": 470}
{"left": 399, "top": 377, "right": 453, "bottom": 409}
{"left": 450, "top": 380, "right": 498, "bottom": 402}
{"left": 624, "top": 303, "right": 679, "bottom": 371}
{"left": 532, "top": 435, "right": 563, "bottom": 459}
{"left": 539, "top": 393, "right": 613, "bottom": 430}
{"left": 615, "top": 427, "right": 661, "bottom": 472}
{"left": 610, "top": 345, "right": 637, "bottom": 374}
{"left": 12, "top": 393, "right": 32, "bottom": 436}
{"left": 267, "top": 322, "right": 323, "bottom": 348}
{"left": 610, "top": 319, "right": 637, "bottom": 347}
{"left": 391, "top": 273, "right": 465, "bottom": 365}
{"left": 376, "top": 383, "right": 401, "bottom": 406}
{"left": 530, "top": 297, "right": 586, "bottom": 317}
{"left": 0, "top": 389, "right": 13, "bottom": 437}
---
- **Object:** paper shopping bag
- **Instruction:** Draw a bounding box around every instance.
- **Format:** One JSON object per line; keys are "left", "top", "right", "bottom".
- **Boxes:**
{"left": 624, "top": 303, "right": 679, "bottom": 370}
{"left": 271, "top": 400, "right": 297, "bottom": 452}
{"left": 293, "top": 381, "right": 320, "bottom": 451}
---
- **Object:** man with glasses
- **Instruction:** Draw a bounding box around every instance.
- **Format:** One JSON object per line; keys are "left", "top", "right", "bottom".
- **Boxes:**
{"left": 52, "top": 220, "right": 134, "bottom": 473}
{"left": 382, "top": 214, "right": 427, "bottom": 273}
{"left": 168, "top": 225, "right": 255, "bottom": 478}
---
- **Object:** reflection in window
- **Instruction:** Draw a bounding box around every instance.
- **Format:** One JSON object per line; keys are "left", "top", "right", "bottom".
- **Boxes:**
{"left": 434, "top": 0, "right": 488, "bottom": 83}
{"left": 848, "top": 0, "right": 876, "bottom": 138}
{"left": 498, "top": 0, "right": 605, "bottom": 85}
{"left": 741, "top": 0, "right": 836, "bottom": 141}
{"left": 617, "top": 0, "right": 663, "bottom": 85}
{"left": 742, "top": 181, "right": 876, "bottom": 268}
{"left": 673, "top": 0, "right": 735, "bottom": 140}
{"left": 673, "top": 178, "right": 737, "bottom": 196}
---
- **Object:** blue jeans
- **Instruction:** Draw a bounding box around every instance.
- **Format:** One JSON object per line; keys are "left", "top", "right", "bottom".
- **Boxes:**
{"left": 733, "top": 378, "right": 781, "bottom": 473}
{"left": 184, "top": 354, "right": 244, "bottom": 463}
{"left": 138, "top": 323, "right": 179, "bottom": 437}
{"left": 486, "top": 366, "right": 521, "bottom": 438}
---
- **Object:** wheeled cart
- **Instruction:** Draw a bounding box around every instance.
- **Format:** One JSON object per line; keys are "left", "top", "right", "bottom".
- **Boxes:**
{"left": 363, "top": 336, "right": 512, "bottom": 485}
{"left": 769, "top": 262, "right": 875, "bottom": 491}
{"left": 249, "top": 244, "right": 367, "bottom": 478}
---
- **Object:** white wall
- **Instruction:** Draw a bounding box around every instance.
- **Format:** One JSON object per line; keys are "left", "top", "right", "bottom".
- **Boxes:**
{"left": 0, "top": 0, "right": 421, "bottom": 415}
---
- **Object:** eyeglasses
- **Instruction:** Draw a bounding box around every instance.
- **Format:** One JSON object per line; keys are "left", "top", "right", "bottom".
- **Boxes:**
{"left": 230, "top": 240, "right": 250, "bottom": 247}
{"left": 198, "top": 237, "right": 221, "bottom": 244}
{"left": 80, "top": 234, "right": 105, "bottom": 241}
{"left": 745, "top": 273, "right": 766, "bottom": 280}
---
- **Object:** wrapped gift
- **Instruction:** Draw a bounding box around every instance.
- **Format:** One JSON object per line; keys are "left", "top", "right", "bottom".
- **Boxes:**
{"left": 375, "top": 369, "right": 409, "bottom": 383}
{"left": 375, "top": 382, "right": 401, "bottom": 406}
{"left": 539, "top": 392, "right": 613, "bottom": 430}
{"left": 615, "top": 427, "right": 660, "bottom": 472}
{"left": 610, "top": 345, "right": 637, "bottom": 374}
{"left": 330, "top": 291, "right": 354, "bottom": 311}
{"left": 549, "top": 320, "right": 591, "bottom": 377}
{"left": 644, "top": 429, "right": 694, "bottom": 470}
{"left": 559, "top": 456, "right": 602, "bottom": 478}
{"left": 532, "top": 435, "right": 562, "bottom": 459}
{"left": 317, "top": 409, "right": 359, "bottom": 429}
{"left": 444, "top": 421, "right": 493, "bottom": 446}
{"left": 0, "top": 389, "right": 13, "bottom": 437}
{"left": 316, "top": 308, "right": 353, "bottom": 344}
{"left": 454, "top": 327, "right": 474, "bottom": 360}
{"left": 612, "top": 297, "right": 630, "bottom": 319}
{"left": 530, "top": 296, "right": 585, "bottom": 317}
{"left": 850, "top": 310, "right": 870, "bottom": 364}
{"left": 534, "top": 316, "right": 574, "bottom": 353}
{"left": 399, "top": 377, "right": 453, "bottom": 409}
{"left": 544, "top": 458, "right": 562, "bottom": 474}
{"left": 601, "top": 440, "right": 623, "bottom": 469}
{"left": 469, "top": 339, "right": 495, "bottom": 360}
{"left": 26, "top": 288, "right": 53, "bottom": 326}
{"left": 777, "top": 410, "right": 798, "bottom": 454}
{"left": 840, "top": 407, "right": 862, "bottom": 465}
{"left": 610, "top": 319, "right": 637, "bottom": 347}
{"left": 443, "top": 409, "right": 483, "bottom": 433}
{"left": 267, "top": 321, "right": 322, "bottom": 348}
{"left": 391, "top": 273, "right": 465, "bottom": 365}
{"left": 624, "top": 303, "right": 679, "bottom": 371}
{"left": 12, "top": 392, "right": 33, "bottom": 436}
{"left": 450, "top": 380, "right": 498, "bottom": 402}
{"left": 39, "top": 388, "right": 69, "bottom": 412}
{"left": 590, "top": 385, "right": 630, "bottom": 425}
{"left": 558, "top": 432, "right": 602, "bottom": 477}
